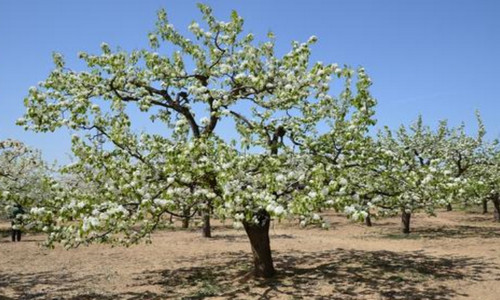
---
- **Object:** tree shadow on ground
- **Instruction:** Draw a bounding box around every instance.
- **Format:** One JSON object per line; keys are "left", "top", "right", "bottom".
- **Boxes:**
{"left": 418, "top": 225, "right": 500, "bottom": 239}
{"left": 130, "top": 248, "right": 497, "bottom": 300}
{"left": 459, "top": 213, "right": 499, "bottom": 224}
{"left": 463, "top": 216, "right": 498, "bottom": 223}
{"left": 0, "top": 227, "right": 11, "bottom": 238}
{"left": 383, "top": 225, "right": 500, "bottom": 240}
{"left": 0, "top": 239, "right": 39, "bottom": 244}
{"left": 1, "top": 248, "right": 496, "bottom": 299}
{"left": 0, "top": 270, "right": 167, "bottom": 300}
{"left": 209, "top": 233, "right": 294, "bottom": 243}
{"left": 0, "top": 271, "right": 104, "bottom": 300}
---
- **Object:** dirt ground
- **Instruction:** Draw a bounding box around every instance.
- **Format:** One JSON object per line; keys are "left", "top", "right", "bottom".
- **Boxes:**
{"left": 1, "top": 209, "right": 499, "bottom": 300}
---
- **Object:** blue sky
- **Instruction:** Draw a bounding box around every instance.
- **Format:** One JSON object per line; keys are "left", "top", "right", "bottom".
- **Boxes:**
{"left": 1, "top": 0, "right": 499, "bottom": 163}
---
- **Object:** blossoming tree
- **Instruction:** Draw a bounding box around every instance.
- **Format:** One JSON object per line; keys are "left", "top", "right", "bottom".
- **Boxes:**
{"left": 468, "top": 139, "right": 500, "bottom": 221}
{"left": 0, "top": 139, "right": 51, "bottom": 223}
{"left": 19, "top": 5, "right": 376, "bottom": 277}
{"left": 340, "top": 117, "right": 461, "bottom": 233}
{"left": 438, "top": 114, "right": 485, "bottom": 212}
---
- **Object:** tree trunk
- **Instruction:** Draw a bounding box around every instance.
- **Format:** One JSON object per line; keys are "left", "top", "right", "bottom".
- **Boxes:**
{"left": 202, "top": 210, "right": 211, "bottom": 237}
{"left": 401, "top": 210, "right": 411, "bottom": 234}
{"left": 365, "top": 213, "right": 372, "bottom": 227}
{"left": 482, "top": 199, "right": 488, "bottom": 214}
{"left": 446, "top": 203, "right": 453, "bottom": 211}
{"left": 182, "top": 217, "right": 190, "bottom": 228}
{"left": 243, "top": 209, "right": 276, "bottom": 278}
{"left": 492, "top": 196, "right": 500, "bottom": 222}
{"left": 182, "top": 207, "right": 190, "bottom": 228}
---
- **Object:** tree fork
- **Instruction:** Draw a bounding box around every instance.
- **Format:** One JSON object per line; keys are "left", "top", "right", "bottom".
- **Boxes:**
{"left": 243, "top": 209, "right": 276, "bottom": 278}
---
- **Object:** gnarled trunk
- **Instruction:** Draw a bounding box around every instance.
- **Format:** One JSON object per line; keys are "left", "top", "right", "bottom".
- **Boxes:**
{"left": 446, "top": 203, "right": 453, "bottom": 211}
{"left": 401, "top": 210, "right": 411, "bottom": 234}
{"left": 243, "top": 209, "right": 276, "bottom": 278}
{"left": 482, "top": 199, "right": 488, "bottom": 214}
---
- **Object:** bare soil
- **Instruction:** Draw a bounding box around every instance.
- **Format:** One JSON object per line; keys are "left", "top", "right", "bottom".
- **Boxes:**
{"left": 1, "top": 209, "right": 499, "bottom": 299}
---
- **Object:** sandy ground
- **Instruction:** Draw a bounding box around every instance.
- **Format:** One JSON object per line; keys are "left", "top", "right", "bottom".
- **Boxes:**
{"left": 1, "top": 209, "right": 499, "bottom": 300}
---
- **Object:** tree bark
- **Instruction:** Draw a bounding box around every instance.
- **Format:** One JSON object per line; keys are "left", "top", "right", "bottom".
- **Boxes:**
{"left": 446, "top": 203, "right": 453, "bottom": 211}
{"left": 492, "top": 196, "right": 500, "bottom": 222}
{"left": 365, "top": 213, "right": 372, "bottom": 227}
{"left": 202, "top": 210, "right": 211, "bottom": 237}
{"left": 401, "top": 210, "right": 411, "bottom": 234}
{"left": 482, "top": 199, "right": 488, "bottom": 214}
{"left": 243, "top": 209, "right": 276, "bottom": 278}
{"left": 182, "top": 217, "right": 190, "bottom": 229}
{"left": 182, "top": 207, "right": 190, "bottom": 229}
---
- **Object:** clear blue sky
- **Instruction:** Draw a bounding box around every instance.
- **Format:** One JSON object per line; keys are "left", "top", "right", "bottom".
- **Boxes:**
{"left": 1, "top": 0, "right": 499, "bottom": 163}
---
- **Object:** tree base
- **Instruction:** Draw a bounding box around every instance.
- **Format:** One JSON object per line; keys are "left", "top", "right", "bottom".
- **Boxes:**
{"left": 401, "top": 211, "right": 411, "bottom": 234}
{"left": 243, "top": 209, "right": 276, "bottom": 278}
{"left": 202, "top": 212, "right": 211, "bottom": 238}
{"left": 482, "top": 200, "right": 488, "bottom": 214}
{"left": 365, "top": 215, "right": 372, "bottom": 227}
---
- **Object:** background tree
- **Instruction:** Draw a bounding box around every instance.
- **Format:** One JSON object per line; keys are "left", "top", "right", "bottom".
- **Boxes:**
{"left": 0, "top": 139, "right": 51, "bottom": 226}
{"left": 341, "top": 117, "right": 458, "bottom": 234}
{"left": 438, "top": 114, "right": 485, "bottom": 212}
{"left": 468, "top": 139, "right": 500, "bottom": 221}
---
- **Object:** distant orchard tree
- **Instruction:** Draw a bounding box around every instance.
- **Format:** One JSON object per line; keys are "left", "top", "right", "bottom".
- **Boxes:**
{"left": 340, "top": 117, "right": 462, "bottom": 234}
{"left": 469, "top": 139, "right": 500, "bottom": 222}
{"left": 0, "top": 139, "right": 51, "bottom": 223}
{"left": 19, "top": 5, "right": 376, "bottom": 277}
{"left": 438, "top": 114, "right": 486, "bottom": 211}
